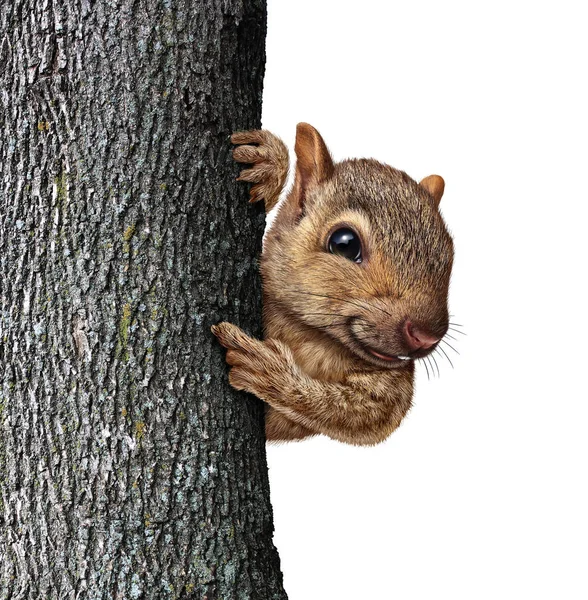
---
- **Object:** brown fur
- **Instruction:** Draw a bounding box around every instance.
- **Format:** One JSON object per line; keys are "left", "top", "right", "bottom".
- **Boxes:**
{"left": 213, "top": 124, "right": 454, "bottom": 446}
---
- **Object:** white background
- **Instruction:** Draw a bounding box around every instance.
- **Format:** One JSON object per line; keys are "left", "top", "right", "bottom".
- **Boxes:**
{"left": 262, "top": 1, "right": 588, "bottom": 599}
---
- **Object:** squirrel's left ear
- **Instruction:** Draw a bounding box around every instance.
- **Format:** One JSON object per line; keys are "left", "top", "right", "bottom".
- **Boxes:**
{"left": 419, "top": 175, "right": 445, "bottom": 207}
{"left": 293, "top": 123, "right": 334, "bottom": 212}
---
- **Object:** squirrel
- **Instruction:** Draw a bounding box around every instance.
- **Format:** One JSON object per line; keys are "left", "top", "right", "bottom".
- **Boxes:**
{"left": 212, "top": 123, "right": 454, "bottom": 446}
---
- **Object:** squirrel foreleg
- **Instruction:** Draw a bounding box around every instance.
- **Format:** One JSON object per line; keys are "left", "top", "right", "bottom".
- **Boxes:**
{"left": 211, "top": 322, "right": 413, "bottom": 446}
{"left": 231, "top": 129, "right": 289, "bottom": 213}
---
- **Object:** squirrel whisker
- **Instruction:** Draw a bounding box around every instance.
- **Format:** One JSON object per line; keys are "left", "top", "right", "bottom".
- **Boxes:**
{"left": 288, "top": 289, "right": 396, "bottom": 321}
{"left": 427, "top": 356, "right": 437, "bottom": 379}
{"left": 448, "top": 326, "right": 466, "bottom": 336}
{"left": 430, "top": 353, "right": 441, "bottom": 377}
{"left": 420, "top": 357, "right": 431, "bottom": 381}
{"left": 437, "top": 343, "right": 454, "bottom": 369}
{"left": 302, "top": 312, "right": 370, "bottom": 323}
{"left": 440, "top": 338, "right": 460, "bottom": 355}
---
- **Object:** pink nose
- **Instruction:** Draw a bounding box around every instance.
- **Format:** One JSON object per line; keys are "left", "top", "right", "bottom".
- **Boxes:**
{"left": 403, "top": 321, "right": 440, "bottom": 351}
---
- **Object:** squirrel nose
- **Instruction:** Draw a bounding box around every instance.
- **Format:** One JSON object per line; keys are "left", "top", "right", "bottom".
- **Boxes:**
{"left": 403, "top": 321, "right": 440, "bottom": 351}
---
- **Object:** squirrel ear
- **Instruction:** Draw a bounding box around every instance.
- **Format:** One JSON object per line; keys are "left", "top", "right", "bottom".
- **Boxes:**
{"left": 293, "top": 123, "right": 334, "bottom": 210}
{"left": 419, "top": 175, "right": 445, "bottom": 207}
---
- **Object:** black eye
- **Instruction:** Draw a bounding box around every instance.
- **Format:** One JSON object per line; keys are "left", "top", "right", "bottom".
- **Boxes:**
{"left": 328, "top": 228, "right": 362, "bottom": 263}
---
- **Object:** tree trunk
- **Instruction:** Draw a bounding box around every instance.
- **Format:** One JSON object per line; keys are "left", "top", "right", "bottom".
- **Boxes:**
{"left": 0, "top": 1, "right": 287, "bottom": 598}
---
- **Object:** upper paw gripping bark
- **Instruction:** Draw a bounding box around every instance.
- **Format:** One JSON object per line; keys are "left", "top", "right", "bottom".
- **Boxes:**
{"left": 231, "top": 130, "right": 289, "bottom": 213}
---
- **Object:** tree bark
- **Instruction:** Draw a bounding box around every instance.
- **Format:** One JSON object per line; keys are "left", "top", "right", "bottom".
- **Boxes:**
{"left": 0, "top": 1, "right": 287, "bottom": 598}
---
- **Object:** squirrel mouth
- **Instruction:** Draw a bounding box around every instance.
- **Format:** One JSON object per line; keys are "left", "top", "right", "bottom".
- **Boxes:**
{"left": 348, "top": 320, "right": 413, "bottom": 366}
{"left": 367, "top": 348, "right": 412, "bottom": 363}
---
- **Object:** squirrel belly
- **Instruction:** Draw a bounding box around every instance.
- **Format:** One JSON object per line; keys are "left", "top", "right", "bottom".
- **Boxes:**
{"left": 212, "top": 123, "right": 454, "bottom": 446}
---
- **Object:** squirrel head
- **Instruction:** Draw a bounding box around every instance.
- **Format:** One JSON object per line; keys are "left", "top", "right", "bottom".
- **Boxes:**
{"left": 263, "top": 123, "right": 454, "bottom": 369}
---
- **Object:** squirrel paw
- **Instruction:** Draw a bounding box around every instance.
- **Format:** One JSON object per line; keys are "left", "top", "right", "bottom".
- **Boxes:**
{"left": 211, "top": 322, "right": 292, "bottom": 398}
{"left": 231, "top": 129, "right": 289, "bottom": 211}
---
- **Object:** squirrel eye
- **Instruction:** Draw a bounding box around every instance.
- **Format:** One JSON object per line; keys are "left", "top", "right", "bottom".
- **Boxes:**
{"left": 328, "top": 228, "right": 362, "bottom": 263}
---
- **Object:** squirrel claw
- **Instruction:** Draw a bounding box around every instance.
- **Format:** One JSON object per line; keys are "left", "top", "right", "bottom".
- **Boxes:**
{"left": 211, "top": 322, "right": 246, "bottom": 350}
{"left": 232, "top": 129, "right": 289, "bottom": 212}
{"left": 236, "top": 164, "right": 272, "bottom": 184}
{"left": 212, "top": 322, "right": 292, "bottom": 398}
{"left": 231, "top": 130, "right": 267, "bottom": 145}
{"left": 232, "top": 144, "right": 268, "bottom": 165}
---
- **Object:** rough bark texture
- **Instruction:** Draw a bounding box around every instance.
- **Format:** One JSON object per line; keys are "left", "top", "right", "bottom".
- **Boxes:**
{"left": 0, "top": 1, "right": 287, "bottom": 598}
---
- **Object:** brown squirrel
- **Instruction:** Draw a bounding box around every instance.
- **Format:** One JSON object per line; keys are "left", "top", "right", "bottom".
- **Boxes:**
{"left": 212, "top": 123, "right": 454, "bottom": 446}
